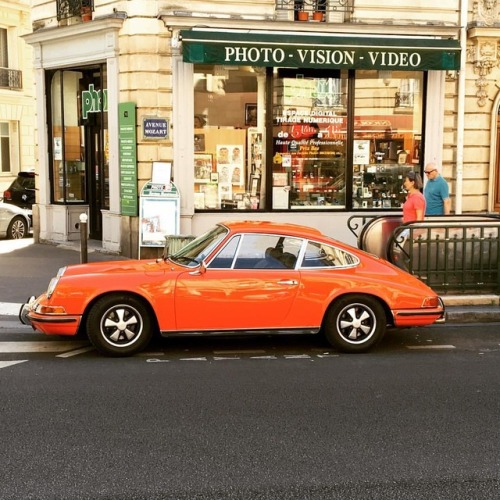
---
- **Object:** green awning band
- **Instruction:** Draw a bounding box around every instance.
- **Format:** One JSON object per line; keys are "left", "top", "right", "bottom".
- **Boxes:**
{"left": 180, "top": 29, "right": 460, "bottom": 71}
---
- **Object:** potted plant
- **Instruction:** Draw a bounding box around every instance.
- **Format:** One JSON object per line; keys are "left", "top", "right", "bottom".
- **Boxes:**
{"left": 81, "top": 0, "right": 92, "bottom": 22}
{"left": 313, "top": 0, "right": 326, "bottom": 21}
{"left": 295, "top": 0, "right": 309, "bottom": 20}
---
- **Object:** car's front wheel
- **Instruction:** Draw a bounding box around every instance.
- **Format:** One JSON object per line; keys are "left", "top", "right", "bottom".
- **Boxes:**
{"left": 86, "top": 294, "right": 153, "bottom": 357}
{"left": 323, "top": 295, "right": 386, "bottom": 353}
{"left": 7, "top": 216, "right": 28, "bottom": 239}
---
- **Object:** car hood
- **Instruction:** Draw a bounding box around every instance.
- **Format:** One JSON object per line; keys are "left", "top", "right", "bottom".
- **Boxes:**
{"left": 61, "top": 258, "right": 173, "bottom": 278}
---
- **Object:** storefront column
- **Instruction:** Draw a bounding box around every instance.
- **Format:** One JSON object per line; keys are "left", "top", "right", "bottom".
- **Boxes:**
{"left": 102, "top": 54, "right": 121, "bottom": 253}
{"left": 172, "top": 53, "right": 195, "bottom": 235}
{"left": 424, "top": 71, "right": 445, "bottom": 168}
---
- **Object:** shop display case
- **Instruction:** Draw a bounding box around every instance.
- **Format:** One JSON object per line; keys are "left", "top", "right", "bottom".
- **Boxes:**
{"left": 353, "top": 163, "right": 414, "bottom": 209}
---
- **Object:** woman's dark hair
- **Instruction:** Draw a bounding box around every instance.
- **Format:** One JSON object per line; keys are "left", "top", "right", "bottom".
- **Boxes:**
{"left": 406, "top": 171, "right": 423, "bottom": 190}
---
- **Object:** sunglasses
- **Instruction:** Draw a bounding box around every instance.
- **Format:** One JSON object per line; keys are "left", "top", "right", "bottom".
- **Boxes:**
{"left": 424, "top": 169, "right": 437, "bottom": 174}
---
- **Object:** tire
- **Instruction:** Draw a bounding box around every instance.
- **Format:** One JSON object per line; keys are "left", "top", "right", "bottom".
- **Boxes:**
{"left": 7, "top": 216, "right": 28, "bottom": 239}
{"left": 86, "top": 294, "right": 153, "bottom": 357}
{"left": 323, "top": 295, "right": 386, "bottom": 353}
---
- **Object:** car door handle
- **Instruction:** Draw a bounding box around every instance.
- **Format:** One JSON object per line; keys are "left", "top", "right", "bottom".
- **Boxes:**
{"left": 277, "top": 280, "right": 298, "bottom": 286}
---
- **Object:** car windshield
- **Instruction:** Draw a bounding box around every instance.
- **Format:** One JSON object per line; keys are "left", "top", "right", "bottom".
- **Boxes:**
{"left": 168, "top": 224, "right": 229, "bottom": 267}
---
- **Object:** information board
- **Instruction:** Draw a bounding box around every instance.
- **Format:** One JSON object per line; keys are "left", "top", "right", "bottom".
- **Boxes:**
{"left": 119, "top": 102, "right": 138, "bottom": 216}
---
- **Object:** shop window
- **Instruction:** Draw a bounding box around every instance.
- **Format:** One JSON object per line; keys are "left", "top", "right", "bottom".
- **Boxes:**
{"left": 193, "top": 65, "right": 263, "bottom": 210}
{"left": 0, "top": 122, "right": 10, "bottom": 173}
{"left": 353, "top": 70, "right": 423, "bottom": 210}
{"left": 272, "top": 69, "right": 348, "bottom": 210}
{"left": 50, "top": 70, "right": 86, "bottom": 203}
{"left": 192, "top": 66, "right": 424, "bottom": 213}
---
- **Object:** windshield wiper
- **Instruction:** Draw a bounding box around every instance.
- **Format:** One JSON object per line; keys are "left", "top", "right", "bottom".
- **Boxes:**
{"left": 170, "top": 255, "right": 200, "bottom": 266}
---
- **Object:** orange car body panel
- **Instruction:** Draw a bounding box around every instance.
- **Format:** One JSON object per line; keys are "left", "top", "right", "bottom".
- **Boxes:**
{"left": 25, "top": 220, "right": 444, "bottom": 337}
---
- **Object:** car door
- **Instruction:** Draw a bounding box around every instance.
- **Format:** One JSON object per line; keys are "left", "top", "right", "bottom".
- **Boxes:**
{"left": 174, "top": 234, "right": 303, "bottom": 331}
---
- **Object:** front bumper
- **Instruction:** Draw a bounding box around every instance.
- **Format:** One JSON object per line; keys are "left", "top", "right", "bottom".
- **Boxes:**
{"left": 18, "top": 295, "right": 81, "bottom": 336}
{"left": 19, "top": 296, "right": 36, "bottom": 327}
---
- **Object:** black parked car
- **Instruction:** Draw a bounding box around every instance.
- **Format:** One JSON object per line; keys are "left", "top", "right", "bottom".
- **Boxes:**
{"left": 3, "top": 171, "right": 35, "bottom": 210}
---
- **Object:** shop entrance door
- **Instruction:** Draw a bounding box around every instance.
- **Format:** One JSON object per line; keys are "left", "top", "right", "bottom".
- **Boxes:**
{"left": 85, "top": 125, "right": 105, "bottom": 240}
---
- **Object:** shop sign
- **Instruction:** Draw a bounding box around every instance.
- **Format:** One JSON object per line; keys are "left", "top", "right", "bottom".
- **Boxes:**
{"left": 119, "top": 102, "right": 138, "bottom": 217}
{"left": 181, "top": 31, "right": 460, "bottom": 71}
{"left": 82, "top": 84, "right": 108, "bottom": 119}
{"left": 143, "top": 117, "right": 169, "bottom": 140}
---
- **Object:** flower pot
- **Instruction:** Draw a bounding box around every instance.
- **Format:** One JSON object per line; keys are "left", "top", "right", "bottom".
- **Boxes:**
{"left": 297, "top": 11, "right": 309, "bottom": 21}
{"left": 81, "top": 7, "right": 92, "bottom": 22}
{"left": 312, "top": 11, "right": 324, "bottom": 21}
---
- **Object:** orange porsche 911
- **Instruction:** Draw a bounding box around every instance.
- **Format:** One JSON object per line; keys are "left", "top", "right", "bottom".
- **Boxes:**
{"left": 19, "top": 221, "right": 444, "bottom": 357}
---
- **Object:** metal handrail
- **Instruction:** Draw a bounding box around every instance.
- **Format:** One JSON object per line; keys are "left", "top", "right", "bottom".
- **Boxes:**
{"left": 387, "top": 218, "right": 500, "bottom": 293}
{"left": 349, "top": 214, "right": 500, "bottom": 293}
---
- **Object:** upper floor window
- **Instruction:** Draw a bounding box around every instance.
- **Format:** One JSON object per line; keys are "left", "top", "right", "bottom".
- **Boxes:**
{"left": 1, "top": 122, "right": 11, "bottom": 174}
{"left": 0, "top": 28, "right": 8, "bottom": 68}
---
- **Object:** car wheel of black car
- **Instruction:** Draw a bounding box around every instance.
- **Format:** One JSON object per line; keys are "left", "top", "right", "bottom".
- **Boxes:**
{"left": 86, "top": 294, "right": 153, "bottom": 357}
{"left": 7, "top": 216, "right": 28, "bottom": 239}
{"left": 323, "top": 295, "right": 386, "bottom": 353}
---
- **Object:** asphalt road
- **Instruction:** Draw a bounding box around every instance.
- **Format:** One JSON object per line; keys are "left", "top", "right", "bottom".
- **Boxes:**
{"left": 1, "top": 323, "right": 500, "bottom": 499}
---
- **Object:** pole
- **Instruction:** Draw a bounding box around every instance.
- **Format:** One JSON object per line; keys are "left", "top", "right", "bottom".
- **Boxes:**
{"left": 455, "top": 0, "right": 467, "bottom": 214}
{"left": 79, "top": 213, "right": 88, "bottom": 264}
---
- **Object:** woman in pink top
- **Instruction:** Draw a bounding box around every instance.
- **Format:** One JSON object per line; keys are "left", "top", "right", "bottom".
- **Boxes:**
{"left": 402, "top": 171, "right": 426, "bottom": 222}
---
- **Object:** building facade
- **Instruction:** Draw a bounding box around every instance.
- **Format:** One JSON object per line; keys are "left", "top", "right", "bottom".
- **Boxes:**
{"left": 24, "top": 0, "right": 500, "bottom": 257}
{"left": 0, "top": 0, "right": 35, "bottom": 195}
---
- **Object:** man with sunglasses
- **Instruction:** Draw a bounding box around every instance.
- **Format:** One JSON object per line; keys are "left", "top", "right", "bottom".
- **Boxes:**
{"left": 423, "top": 162, "right": 451, "bottom": 215}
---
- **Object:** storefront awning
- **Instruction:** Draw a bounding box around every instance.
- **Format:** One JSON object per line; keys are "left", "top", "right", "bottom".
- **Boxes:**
{"left": 180, "top": 28, "right": 460, "bottom": 71}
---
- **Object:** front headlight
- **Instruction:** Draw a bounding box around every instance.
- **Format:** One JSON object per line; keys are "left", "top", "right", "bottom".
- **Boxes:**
{"left": 47, "top": 266, "right": 67, "bottom": 299}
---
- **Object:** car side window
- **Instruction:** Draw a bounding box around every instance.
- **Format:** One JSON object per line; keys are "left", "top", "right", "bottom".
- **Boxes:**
{"left": 300, "top": 241, "right": 359, "bottom": 268}
{"left": 234, "top": 234, "right": 302, "bottom": 270}
{"left": 208, "top": 236, "right": 240, "bottom": 269}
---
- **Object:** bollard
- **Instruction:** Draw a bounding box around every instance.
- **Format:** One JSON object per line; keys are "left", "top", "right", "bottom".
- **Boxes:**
{"left": 79, "top": 213, "right": 88, "bottom": 264}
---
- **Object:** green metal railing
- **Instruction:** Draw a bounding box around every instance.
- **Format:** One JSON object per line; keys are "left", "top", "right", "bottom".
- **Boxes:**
{"left": 349, "top": 214, "right": 500, "bottom": 294}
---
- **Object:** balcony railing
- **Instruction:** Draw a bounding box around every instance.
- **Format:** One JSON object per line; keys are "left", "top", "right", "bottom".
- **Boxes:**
{"left": 276, "top": 0, "right": 353, "bottom": 20}
{"left": 57, "top": 0, "right": 94, "bottom": 20}
{"left": 0, "top": 68, "right": 22, "bottom": 90}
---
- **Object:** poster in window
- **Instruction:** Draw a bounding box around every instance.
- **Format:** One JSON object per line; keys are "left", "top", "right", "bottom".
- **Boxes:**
{"left": 216, "top": 145, "right": 231, "bottom": 165}
{"left": 218, "top": 182, "right": 232, "bottom": 202}
{"left": 245, "top": 104, "right": 257, "bottom": 126}
{"left": 200, "top": 184, "right": 218, "bottom": 209}
{"left": 194, "top": 133, "right": 205, "bottom": 152}
{"left": 194, "top": 154, "right": 213, "bottom": 183}
{"left": 353, "top": 140, "right": 370, "bottom": 165}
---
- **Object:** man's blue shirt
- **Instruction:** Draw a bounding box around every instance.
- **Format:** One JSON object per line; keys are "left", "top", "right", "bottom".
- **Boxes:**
{"left": 424, "top": 175, "right": 449, "bottom": 215}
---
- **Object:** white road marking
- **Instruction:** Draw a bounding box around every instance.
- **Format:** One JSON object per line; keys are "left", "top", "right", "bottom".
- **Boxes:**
{"left": 250, "top": 355, "right": 277, "bottom": 359}
{"left": 0, "top": 341, "right": 88, "bottom": 353}
{"left": 407, "top": 345, "right": 456, "bottom": 350}
{"left": 180, "top": 357, "right": 207, "bottom": 361}
{"left": 284, "top": 354, "right": 311, "bottom": 359}
{"left": 56, "top": 346, "right": 94, "bottom": 358}
{"left": 213, "top": 349, "right": 266, "bottom": 355}
{"left": 0, "top": 302, "right": 22, "bottom": 316}
{"left": 0, "top": 360, "right": 28, "bottom": 369}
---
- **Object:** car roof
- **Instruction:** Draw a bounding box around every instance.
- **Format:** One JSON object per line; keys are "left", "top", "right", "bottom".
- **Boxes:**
{"left": 220, "top": 220, "right": 325, "bottom": 239}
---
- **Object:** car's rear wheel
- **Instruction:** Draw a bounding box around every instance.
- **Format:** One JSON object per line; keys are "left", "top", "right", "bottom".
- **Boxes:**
{"left": 86, "top": 294, "right": 153, "bottom": 357}
{"left": 323, "top": 295, "right": 386, "bottom": 353}
{"left": 7, "top": 216, "right": 28, "bottom": 239}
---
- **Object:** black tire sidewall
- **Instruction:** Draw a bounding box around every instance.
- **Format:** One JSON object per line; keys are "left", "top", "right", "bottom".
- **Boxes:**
{"left": 86, "top": 294, "right": 153, "bottom": 357}
{"left": 324, "top": 295, "right": 386, "bottom": 353}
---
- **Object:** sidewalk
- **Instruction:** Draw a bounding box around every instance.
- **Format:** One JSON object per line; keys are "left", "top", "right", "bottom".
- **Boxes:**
{"left": 0, "top": 238, "right": 499, "bottom": 323}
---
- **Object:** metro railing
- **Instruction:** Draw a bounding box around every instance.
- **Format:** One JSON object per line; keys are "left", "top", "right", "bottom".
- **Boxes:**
{"left": 349, "top": 214, "right": 500, "bottom": 294}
